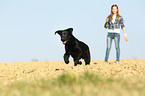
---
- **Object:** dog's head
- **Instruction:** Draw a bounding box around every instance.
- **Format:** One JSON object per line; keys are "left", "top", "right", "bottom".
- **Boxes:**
{"left": 55, "top": 28, "right": 73, "bottom": 44}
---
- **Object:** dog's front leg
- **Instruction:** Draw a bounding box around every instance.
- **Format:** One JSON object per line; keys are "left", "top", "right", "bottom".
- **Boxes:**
{"left": 74, "top": 51, "right": 83, "bottom": 66}
{"left": 74, "top": 58, "right": 82, "bottom": 66}
{"left": 64, "top": 53, "right": 70, "bottom": 64}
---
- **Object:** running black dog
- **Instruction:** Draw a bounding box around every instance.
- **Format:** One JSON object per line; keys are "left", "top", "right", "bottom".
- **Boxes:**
{"left": 55, "top": 28, "right": 91, "bottom": 66}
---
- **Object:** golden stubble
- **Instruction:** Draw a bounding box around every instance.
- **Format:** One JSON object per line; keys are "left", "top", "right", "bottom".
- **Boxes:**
{"left": 0, "top": 59, "right": 145, "bottom": 81}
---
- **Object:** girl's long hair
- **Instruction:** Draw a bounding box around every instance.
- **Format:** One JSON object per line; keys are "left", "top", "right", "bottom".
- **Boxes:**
{"left": 108, "top": 5, "right": 120, "bottom": 20}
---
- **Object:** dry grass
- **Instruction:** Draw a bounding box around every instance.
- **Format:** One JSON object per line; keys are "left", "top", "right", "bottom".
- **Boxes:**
{"left": 0, "top": 59, "right": 145, "bottom": 81}
{"left": 0, "top": 59, "right": 145, "bottom": 96}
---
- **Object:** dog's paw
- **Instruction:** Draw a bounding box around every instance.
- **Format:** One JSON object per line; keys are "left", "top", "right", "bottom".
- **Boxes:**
{"left": 65, "top": 61, "right": 69, "bottom": 64}
{"left": 74, "top": 63, "right": 77, "bottom": 66}
{"left": 78, "top": 61, "right": 82, "bottom": 65}
{"left": 85, "top": 63, "right": 90, "bottom": 65}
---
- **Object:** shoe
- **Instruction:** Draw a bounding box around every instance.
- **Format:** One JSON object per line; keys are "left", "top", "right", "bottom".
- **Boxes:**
{"left": 105, "top": 61, "right": 108, "bottom": 63}
{"left": 116, "top": 61, "right": 119, "bottom": 64}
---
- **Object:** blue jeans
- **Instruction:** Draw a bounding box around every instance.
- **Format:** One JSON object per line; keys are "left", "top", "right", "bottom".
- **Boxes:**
{"left": 105, "top": 33, "right": 120, "bottom": 62}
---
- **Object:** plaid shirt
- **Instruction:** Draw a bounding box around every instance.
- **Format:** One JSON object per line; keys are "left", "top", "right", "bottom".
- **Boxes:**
{"left": 104, "top": 15, "right": 125, "bottom": 29}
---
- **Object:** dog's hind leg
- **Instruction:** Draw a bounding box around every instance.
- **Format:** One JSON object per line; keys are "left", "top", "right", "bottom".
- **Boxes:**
{"left": 84, "top": 58, "right": 90, "bottom": 65}
{"left": 84, "top": 51, "right": 91, "bottom": 65}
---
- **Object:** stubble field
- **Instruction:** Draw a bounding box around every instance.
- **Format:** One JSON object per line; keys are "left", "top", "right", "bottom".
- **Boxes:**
{"left": 0, "top": 59, "right": 145, "bottom": 96}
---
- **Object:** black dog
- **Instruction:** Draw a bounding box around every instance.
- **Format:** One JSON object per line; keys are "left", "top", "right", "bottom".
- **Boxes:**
{"left": 55, "top": 28, "right": 91, "bottom": 66}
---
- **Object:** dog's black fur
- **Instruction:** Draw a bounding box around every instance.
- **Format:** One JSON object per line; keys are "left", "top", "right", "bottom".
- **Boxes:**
{"left": 55, "top": 28, "right": 91, "bottom": 66}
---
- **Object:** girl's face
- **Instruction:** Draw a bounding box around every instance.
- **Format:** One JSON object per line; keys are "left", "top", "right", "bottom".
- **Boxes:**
{"left": 112, "top": 6, "right": 117, "bottom": 14}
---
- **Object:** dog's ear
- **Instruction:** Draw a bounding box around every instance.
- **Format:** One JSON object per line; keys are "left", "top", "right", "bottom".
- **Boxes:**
{"left": 55, "top": 30, "right": 62, "bottom": 35}
{"left": 67, "top": 28, "right": 73, "bottom": 33}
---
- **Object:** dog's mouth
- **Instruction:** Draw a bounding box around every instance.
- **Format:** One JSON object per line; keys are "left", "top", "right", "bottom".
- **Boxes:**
{"left": 63, "top": 40, "right": 68, "bottom": 44}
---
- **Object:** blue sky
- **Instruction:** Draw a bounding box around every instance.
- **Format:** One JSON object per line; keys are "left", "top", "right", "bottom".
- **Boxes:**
{"left": 0, "top": 0, "right": 145, "bottom": 62}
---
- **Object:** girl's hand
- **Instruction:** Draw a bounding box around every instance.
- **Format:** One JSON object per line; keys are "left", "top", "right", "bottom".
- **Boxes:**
{"left": 122, "top": 27, "right": 127, "bottom": 41}
{"left": 105, "top": 18, "right": 109, "bottom": 28}
{"left": 106, "top": 18, "right": 109, "bottom": 22}
{"left": 124, "top": 35, "right": 128, "bottom": 41}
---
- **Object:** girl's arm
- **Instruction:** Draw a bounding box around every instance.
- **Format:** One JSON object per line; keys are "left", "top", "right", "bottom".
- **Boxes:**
{"left": 122, "top": 27, "right": 128, "bottom": 41}
{"left": 104, "top": 18, "right": 109, "bottom": 28}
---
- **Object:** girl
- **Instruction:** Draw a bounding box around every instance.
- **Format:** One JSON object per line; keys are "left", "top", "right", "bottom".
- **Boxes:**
{"left": 104, "top": 4, "right": 128, "bottom": 64}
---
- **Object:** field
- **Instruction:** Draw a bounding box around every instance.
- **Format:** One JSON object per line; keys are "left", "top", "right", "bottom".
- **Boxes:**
{"left": 0, "top": 59, "right": 145, "bottom": 96}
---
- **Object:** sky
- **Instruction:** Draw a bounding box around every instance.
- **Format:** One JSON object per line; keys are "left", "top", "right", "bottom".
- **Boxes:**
{"left": 0, "top": 0, "right": 145, "bottom": 62}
